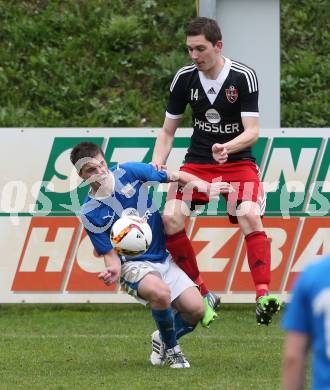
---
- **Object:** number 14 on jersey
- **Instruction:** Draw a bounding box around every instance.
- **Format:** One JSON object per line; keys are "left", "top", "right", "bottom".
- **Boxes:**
{"left": 191, "top": 89, "right": 198, "bottom": 101}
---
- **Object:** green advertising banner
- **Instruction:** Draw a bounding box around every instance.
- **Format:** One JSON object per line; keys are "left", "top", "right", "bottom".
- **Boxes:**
{"left": 0, "top": 128, "right": 329, "bottom": 303}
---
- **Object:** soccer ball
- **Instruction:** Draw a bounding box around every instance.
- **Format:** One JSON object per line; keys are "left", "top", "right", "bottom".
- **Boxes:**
{"left": 110, "top": 216, "right": 152, "bottom": 257}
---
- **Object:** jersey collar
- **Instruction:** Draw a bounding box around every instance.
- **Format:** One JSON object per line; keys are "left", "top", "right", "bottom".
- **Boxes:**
{"left": 199, "top": 57, "right": 232, "bottom": 105}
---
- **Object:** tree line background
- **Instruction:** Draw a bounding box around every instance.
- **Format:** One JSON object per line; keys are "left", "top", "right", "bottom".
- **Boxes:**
{"left": 0, "top": 0, "right": 328, "bottom": 127}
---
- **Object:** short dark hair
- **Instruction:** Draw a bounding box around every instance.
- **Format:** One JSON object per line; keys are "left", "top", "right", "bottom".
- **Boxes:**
{"left": 70, "top": 141, "right": 104, "bottom": 167}
{"left": 185, "top": 17, "right": 222, "bottom": 45}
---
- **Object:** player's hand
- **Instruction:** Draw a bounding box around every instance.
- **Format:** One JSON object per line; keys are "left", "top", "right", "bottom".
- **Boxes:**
{"left": 98, "top": 266, "right": 120, "bottom": 286}
{"left": 150, "top": 162, "right": 167, "bottom": 171}
{"left": 212, "top": 144, "right": 228, "bottom": 164}
{"left": 209, "top": 180, "right": 234, "bottom": 198}
{"left": 167, "top": 170, "right": 180, "bottom": 182}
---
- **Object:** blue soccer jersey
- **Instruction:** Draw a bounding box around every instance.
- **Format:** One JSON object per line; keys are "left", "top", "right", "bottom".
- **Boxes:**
{"left": 282, "top": 255, "right": 330, "bottom": 390}
{"left": 81, "top": 162, "right": 169, "bottom": 262}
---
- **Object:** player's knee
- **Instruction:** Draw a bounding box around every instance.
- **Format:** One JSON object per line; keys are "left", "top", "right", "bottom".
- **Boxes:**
{"left": 162, "top": 200, "right": 188, "bottom": 234}
{"left": 236, "top": 201, "right": 261, "bottom": 218}
{"left": 182, "top": 301, "right": 204, "bottom": 325}
{"left": 192, "top": 302, "right": 205, "bottom": 323}
{"left": 150, "top": 284, "right": 171, "bottom": 308}
{"left": 162, "top": 213, "right": 184, "bottom": 234}
{"left": 237, "top": 203, "right": 263, "bottom": 232}
{"left": 246, "top": 216, "right": 262, "bottom": 232}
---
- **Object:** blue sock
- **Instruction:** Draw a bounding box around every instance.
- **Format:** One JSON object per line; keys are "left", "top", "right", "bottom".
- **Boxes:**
{"left": 174, "top": 312, "right": 196, "bottom": 339}
{"left": 151, "top": 308, "right": 177, "bottom": 350}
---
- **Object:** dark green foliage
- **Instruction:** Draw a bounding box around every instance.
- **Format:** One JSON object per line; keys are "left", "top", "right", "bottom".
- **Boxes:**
{"left": 0, "top": 1, "right": 328, "bottom": 127}
{"left": 281, "top": 0, "right": 330, "bottom": 126}
{"left": 0, "top": 0, "right": 196, "bottom": 127}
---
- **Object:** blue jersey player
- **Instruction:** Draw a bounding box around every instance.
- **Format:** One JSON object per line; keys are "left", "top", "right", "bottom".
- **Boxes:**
{"left": 282, "top": 255, "right": 330, "bottom": 389}
{"left": 70, "top": 141, "right": 231, "bottom": 368}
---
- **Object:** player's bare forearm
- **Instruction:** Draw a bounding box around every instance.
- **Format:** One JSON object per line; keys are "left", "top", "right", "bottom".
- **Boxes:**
{"left": 282, "top": 356, "right": 305, "bottom": 390}
{"left": 103, "top": 250, "right": 121, "bottom": 267}
{"left": 223, "top": 122, "right": 259, "bottom": 154}
{"left": 98, "top": 250, "right": 121, "bottom": 285}
{"left": 177, "top": 171, "right": 205, "bottom": 187}
{"left": 282, "top": 332, "right": 308, "bottom": 390}
{"left": 212, "top": 117, "right": 259, "bottom": 163}
{"left": 152, "top": 117, "right": 180, "bottom": 166}
{"left": 167, "top": 170, "right": 233, "bottom": 195}
{"left": 152, "top": 129, "right": 174, "bottom": 166}
{"left": 167, "top": 169, "right": 205, "bottom": 187}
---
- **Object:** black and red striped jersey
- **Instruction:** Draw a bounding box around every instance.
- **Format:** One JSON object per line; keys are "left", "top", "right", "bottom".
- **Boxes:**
{"left": 166, "top": 57, "right": 259, "bottom": 163}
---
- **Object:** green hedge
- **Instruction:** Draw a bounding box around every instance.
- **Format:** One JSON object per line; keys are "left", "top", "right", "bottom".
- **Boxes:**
{"left": 0, "top": 0, "right": 328, "bottom": 127}
{"left": 281, "top": 0, "right": 329, "bottom": 126}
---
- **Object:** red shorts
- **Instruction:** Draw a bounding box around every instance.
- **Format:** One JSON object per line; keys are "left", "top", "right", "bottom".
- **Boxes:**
{"left": 168, "top": 161, "right": 266, "bottom": 224}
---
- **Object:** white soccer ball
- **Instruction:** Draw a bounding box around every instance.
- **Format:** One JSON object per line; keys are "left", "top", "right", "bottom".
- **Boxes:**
{"left": 110, "top": 216, "right": 152, "bottom": 257}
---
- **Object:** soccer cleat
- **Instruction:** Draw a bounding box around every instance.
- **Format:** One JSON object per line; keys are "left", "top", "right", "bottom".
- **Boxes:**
{"left": 256, "top": 294, "right": 282, "bottom": 326}
{"left": 205, "top": 291, "right": 221, "bottom": 310}
{"left": 150, "top": 330, "right": 166, "bottom": 366}
{"left": 200, "top": 296, "right": 218, "bottom": 328}
{"left": 165, "top": 345, "right": 190, "bottom": 368}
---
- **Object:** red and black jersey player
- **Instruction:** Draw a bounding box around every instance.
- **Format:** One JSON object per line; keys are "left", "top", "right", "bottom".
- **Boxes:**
{"left": 152, "top": 16, "right": 281, "bottom": 327}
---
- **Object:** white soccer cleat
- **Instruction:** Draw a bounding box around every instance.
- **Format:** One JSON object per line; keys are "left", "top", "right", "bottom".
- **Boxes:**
{"left": 150, "top": 330, "right": 166, "bottom": 366}
{"left": 165, "top": 345, "right": 190, "bottom": 368}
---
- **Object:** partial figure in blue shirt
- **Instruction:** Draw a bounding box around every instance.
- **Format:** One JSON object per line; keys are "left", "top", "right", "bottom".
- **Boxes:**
{"left": 70, "top": 141, "right": 232, "bottom": 369}
{"left": 282, "top": 254, "right": 330, "bottom": 390}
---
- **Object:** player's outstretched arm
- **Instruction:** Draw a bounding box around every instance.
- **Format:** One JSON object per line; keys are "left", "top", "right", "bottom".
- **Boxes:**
{"left": 167, "top": 169, "right": 233, "bottom": 197}
{"left": 98, "top": 250, "right": 121, "bottom": 286}
{"left": 152, "top": 117, "right": 181, "bottom": 167}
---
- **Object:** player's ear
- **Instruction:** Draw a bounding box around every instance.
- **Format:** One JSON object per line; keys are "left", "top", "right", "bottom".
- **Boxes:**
{"left": 215, "top": 40, "right": 223, "bottom": 51}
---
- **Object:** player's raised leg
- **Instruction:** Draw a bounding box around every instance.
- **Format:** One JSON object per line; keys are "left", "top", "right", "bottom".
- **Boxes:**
{"left": 236, "top": 200, "right": 281, "bottom": 325}
{"left": 163, "top": 197, "right": 219, "bottom": 327}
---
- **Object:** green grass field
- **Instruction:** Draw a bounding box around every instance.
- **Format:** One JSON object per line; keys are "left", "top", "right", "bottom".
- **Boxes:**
{"left": 0, "top": 303, "right": 286, "bottom": 390}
